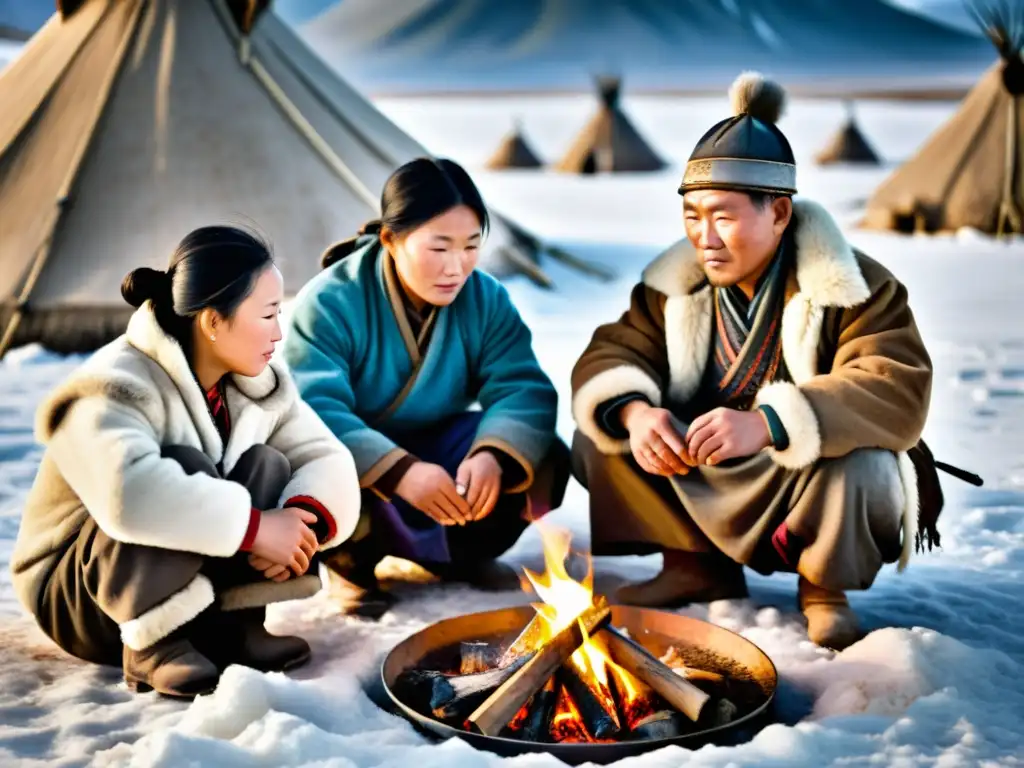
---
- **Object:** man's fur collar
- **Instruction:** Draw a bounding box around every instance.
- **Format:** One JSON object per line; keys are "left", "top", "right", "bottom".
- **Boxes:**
{"left": 36, "top": 304, "right": 294, "bottom": 449}
{"left": 641, "top": 198, "right": 871, "bottom": 308}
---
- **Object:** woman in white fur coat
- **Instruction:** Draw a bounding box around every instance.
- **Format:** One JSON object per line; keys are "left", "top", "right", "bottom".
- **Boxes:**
{"left": 10, "top": 226, "right": 361, "bottom": 698}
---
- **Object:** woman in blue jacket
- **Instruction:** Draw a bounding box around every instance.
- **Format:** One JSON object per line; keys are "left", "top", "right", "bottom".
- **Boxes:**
{"left": 282, "top": 158, "right": 569, "bottom": 615}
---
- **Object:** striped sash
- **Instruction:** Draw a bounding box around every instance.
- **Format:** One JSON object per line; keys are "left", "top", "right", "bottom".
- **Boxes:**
{"left": 710, "top": 243, "right": 790, "bottom": 408}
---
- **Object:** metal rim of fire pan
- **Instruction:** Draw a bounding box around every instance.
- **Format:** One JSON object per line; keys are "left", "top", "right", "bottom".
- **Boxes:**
{"left": 380, "top": 604, "right": 778, "bottom": 764}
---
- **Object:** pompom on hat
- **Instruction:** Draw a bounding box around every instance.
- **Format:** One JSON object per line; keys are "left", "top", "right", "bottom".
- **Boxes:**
{"left": 678, "top": 71, "right": 797, "bottom": 196}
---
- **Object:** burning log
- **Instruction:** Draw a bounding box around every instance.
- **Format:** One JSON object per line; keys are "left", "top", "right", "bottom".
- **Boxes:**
{"left": 629, "top": 710, "right": 685, "bottom": 740}
{"left": 467, "top": 598, "right": 612, "bottom": 736}
{"left": 519, "top": 677, "right": 557, "bottom": 742}
{"left": 601, "top": 625, "right": 710, "bottom": 722}
{"left": 394, "top": 654, "right": 531, "bottom": 722}
{"left": 460, "top": 641, "right": 501, "bottom": 674}
{"left": 558, "top": 662, "right": 621, "bottom": 740}
{"left": 498, "top": 613, "right": 546, "bottom": 667}
{"left": 549, "top": 683, "right": 593, "bottom": 743}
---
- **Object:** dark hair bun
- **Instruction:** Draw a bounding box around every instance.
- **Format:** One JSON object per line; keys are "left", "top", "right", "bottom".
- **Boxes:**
{"left": 121, "top": 266, "right": 171, "bottom": 308}
{"left": 320, "top": 219, "right": 383, "bottom": 270}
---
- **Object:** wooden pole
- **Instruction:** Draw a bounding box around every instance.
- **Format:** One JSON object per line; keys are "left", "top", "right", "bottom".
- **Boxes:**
{"left": 600, "top": 625, "right": 710, "bottom": 723}
{"left": 467, "top": 598, "right": 612, "bottom": 736}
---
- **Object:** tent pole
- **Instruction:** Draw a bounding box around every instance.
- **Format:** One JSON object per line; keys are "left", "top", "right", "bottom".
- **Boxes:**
{"left": 0, "top": 238, "right": 52, "bottom": 359}
{"left": 998, "top": 94, "right": 1023, "bottom": 237}
{"left": 0, "top": 312, "right": 24, "bottom": 360}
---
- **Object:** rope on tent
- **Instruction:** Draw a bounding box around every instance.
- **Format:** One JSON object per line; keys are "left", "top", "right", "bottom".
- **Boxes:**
{"left": 205, "top": 0, "right": 377, "bottom": 210}
{"left": 245, "top": 54, "right": 378, "bottom": 211}
{"left": 0, "top": 0, "right": 145, "bottom": 360}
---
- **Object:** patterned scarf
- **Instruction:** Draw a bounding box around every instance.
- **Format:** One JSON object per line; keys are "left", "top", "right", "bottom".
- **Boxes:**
{"left": 206, "top": 380, "right": 231, "bottom": 443}
{"left": 709, "top": 241, "right": 790, "bottom": 409}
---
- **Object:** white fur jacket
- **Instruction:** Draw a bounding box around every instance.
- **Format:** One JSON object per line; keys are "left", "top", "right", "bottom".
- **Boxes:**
{"left": 11, "top": 304, "right": 361, "bottom": 613}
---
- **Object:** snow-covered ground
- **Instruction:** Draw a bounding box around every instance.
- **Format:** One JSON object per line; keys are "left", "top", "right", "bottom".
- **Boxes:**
{"left": 2, "top": 94, "right": 1023, "bottom": 766}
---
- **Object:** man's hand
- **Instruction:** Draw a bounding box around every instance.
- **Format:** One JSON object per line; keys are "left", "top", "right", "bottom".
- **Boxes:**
{"left": 395, "top": 461, "right": 472, "bottom": 526}
{"left": 685, "top": 407, "right": 772, "bottom": 466}
{"left": 622, "top": 401, "right": 693, "bottom": 476}
{"left": 455, "top": 451, "right": 503, "bottom": 521}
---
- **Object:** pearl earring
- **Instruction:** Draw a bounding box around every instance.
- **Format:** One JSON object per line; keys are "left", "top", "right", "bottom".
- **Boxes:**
{"left": 210, "top": 335, "right": 216, "bottom": 341}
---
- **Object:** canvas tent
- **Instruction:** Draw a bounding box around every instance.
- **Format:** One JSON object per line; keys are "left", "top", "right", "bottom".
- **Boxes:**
{"left": 484, "top": 120, "right": 543, "bottom": 170}
{"left": 0, "top": 0, "right": 574, "bottom": 358}
{"left": 555, "top": 76, "right": 665, "bottom": 174}
{"left": 815, "top": 102, "right": 881, "bottom": 165}
{"left": 861, "top": 2, "right": 1024, "bottom": 236}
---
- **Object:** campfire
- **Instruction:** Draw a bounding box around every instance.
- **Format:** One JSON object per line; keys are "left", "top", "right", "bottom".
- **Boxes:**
{"left": 391, "top": 526, "right": 769, "bottom": 746}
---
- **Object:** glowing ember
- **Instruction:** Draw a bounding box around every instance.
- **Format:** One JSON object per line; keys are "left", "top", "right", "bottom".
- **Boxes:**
{"left": 550, "top": 684, "right": 593, "bottom": 743}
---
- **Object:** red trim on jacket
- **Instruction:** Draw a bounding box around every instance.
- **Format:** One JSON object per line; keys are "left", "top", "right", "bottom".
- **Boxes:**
{"left": 239, "top": 508, "right": 261, "bottom": 552}
{"left": 285, "top": 495, "right": 337, "bottom": 545}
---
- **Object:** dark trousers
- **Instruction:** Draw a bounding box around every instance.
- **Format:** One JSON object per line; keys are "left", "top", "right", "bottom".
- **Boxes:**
{"left": 37, "top": 445, "right": 293, "bottom": 666}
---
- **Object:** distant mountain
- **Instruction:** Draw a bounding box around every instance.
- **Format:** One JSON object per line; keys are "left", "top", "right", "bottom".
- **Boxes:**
{"left": 887, "top": 0, "right": 982, "bottom": 35}
{"left": 298, "top": 0, "right": 993, "bottom": 94}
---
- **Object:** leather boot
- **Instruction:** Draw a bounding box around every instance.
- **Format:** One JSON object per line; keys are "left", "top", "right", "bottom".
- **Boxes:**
{"left": 323, "top": 548, "right": 395, "bottom": 620}
{"left": 799, "top": 577, "right": 862, "bottom": 651}
{"left": 200, "top": 607, "right": 311, "bottom": 673}
{"left": 419, "top": 559, "right": 522, "bottom": 592}
{"left": 123, "top": 626, "right": 220, "bottom": 699}
{"left": 615, "top": 550, "right": 749, "bottom": 607}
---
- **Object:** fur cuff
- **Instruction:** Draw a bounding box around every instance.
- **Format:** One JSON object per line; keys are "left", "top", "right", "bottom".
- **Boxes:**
{"left": 571, "top": 365, "right": 662, "bottom": 454}
{"left": 896, "top": 450, "right": 920, "bottom": 572}
{"left": 219, "top": 574, "right": 322, "bottom": 611}
{"left": 119, "top": 575, "right": 215, "bottom": 651}
{"left": 754, "top": 382, "right": 822, "bottom": 470}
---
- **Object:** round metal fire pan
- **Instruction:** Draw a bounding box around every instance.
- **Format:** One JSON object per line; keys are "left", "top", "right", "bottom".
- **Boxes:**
{"left": 381, "top": 604, "right": 778, "bottom": 765}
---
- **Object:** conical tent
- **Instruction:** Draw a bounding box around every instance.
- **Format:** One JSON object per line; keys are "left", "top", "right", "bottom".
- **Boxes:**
{"left": 861, "top": 2, "right": 1024, "bottom": 235}
{"left": 815, "top": 102, "right": 881, "bottom": 165}
{"left": 555, "top": 76, "right": 665, "bottom": 174}
{"left": 484, "top": 120, "right": 542, "bottom": 170}
{"left": 0, "top": 0, "right": 565, "bottom": 357}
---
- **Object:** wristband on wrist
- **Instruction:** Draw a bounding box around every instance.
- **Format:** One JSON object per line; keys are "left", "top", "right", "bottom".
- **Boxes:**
{"left": 757, "top": 404, "right": 790, "bottom": 451}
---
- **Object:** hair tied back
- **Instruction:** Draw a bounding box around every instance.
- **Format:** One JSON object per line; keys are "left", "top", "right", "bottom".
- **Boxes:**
{"left": 121, "top": 266, "right": 172, "bottom": 309}
{"left": 320, "top": 219, "right": 383, "bottom": 270}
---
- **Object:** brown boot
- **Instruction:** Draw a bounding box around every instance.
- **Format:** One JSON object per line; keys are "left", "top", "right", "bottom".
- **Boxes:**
{"left": 324, "top": 549, "right": 395, "bottom": 620}
{"left": 615, "top": 550, "right": 749, "bottom": 607}
{"left": 419, "top": 559, "right": 522, "bottom": 592}
{"left": 201, "top": 608, "right": 311, "bottom": 673}
{"left": 799, "top": 577, "right": 863, "bottom": 651}
{"left": 123, "top": 628, "right": 220, "bottom": 699}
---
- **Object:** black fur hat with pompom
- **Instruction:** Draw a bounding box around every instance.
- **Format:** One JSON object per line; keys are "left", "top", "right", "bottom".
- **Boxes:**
{"left": 678, "top": 71, "right": 797, "bottom": 196}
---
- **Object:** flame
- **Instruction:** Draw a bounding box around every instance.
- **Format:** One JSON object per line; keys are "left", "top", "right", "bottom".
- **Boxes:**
{"left": 519, "top": 523, "right": 654, "bottom": 737}
{"left": 521, "top": 524, "right": 593, "bottom": 640}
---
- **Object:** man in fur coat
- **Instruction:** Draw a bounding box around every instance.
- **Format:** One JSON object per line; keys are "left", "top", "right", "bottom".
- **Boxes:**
{"left": 570, "top": 73, "right": 932, "bottom": 650}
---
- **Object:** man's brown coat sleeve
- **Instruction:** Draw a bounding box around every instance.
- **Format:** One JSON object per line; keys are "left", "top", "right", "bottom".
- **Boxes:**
{"left": 755, "top": 255, "right": 932, "bottom": 469}
{"left": 570, "top": 282, "right": 670, "bottom": 453}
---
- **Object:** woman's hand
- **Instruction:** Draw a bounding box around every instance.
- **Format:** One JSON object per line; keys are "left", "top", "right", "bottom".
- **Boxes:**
{"left": 248, "top": 555, "right": 292, "bottom": 582}
{"left": 395, "top": 461, "right": 472, "bottom": 526}
{"left": 455, "top": 451, "right": 503, "bottom": 521}
{"left": 249, "top": 507, "right": 319, "bottom": 575}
